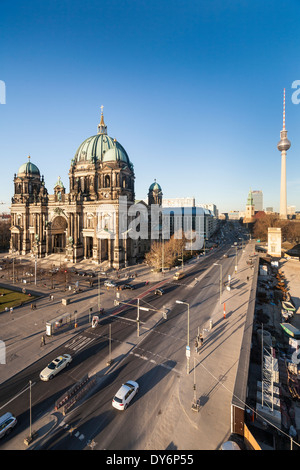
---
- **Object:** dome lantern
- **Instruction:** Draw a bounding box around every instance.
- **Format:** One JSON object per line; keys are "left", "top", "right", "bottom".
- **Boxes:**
{"left": 97, "top": 105, "right": 107, "bottom": 135}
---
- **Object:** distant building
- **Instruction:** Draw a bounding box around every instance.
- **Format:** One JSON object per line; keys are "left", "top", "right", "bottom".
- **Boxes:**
{"left": 228, "top": 211, "right": 241, "bottom": 220}
{"left": 254, "top": 211, "right": 266, "bottom": 220}
{"left": 196, "top": 203, "right": 218, "bottom": 218}
{"left": 287, "top": 205, "right": 296, "bottom": 215}
{"left": 162, "top": 197, "right": 195, "bottom": 207}
{"left": 252, "top": 190, "right": 263, "bottom": 212}
{"left": 161, "top": 197, "right": 218, "bottom": 244}
{"left": 0, "top": 213, "right": 10, "bottom": 221}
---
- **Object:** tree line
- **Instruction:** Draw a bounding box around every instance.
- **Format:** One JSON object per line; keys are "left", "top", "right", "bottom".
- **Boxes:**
{"left": 253, "top": 214, "right": 300, "bottom": 244}
{"left": 0, "top": 220, "right": 10, "bottom": 251}
{"left": 145, "top": 233, "right": 196, "bottom": 271}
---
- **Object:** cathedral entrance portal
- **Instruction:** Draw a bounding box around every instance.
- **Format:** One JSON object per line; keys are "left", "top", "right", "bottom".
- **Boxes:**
{"left": 53, "top": 234, "right": 65, "bottom": 252}
{"left": 50, "top": 216, "right": 67, "bottom": 254}
{"left": 84, "top": 236, "right": 93, "bottom": 259}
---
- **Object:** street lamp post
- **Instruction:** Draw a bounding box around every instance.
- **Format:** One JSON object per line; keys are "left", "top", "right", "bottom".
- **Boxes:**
{"left": 235, "top": 245, "right": 238, "bottom": 273}
{"left": 122, "top": 228, "right": 133, "bottom": 268}
{"left": 176, "top": 300, "right": 190, "bottom": 375}
{"left": 213, "top": 263, "right": 222, "bottom": 304}
{"left": 98, "top": 272, "right": 101, "bottom": 312}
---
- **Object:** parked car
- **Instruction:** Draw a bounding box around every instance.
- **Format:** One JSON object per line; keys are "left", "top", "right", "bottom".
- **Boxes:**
{"left": 155, "top": 288, "right": 164, "bottom": 296}
{"left": 104, "top": 280, "right": 117, "bottom": 288}
{"left": 0, "top": 412, "right": 17, "bottom": 439}
{"left": 112, "top": 380, "right": 139, "bottom": 410}
{"left": 40, "top": 354, "right": 72, "bottom": 381}
{"left": 122, "top": 284, "right": 135, "bottom": 290}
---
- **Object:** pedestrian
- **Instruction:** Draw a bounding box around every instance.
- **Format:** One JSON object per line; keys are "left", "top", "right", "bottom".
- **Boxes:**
{"left": 40, "top": 335, "right": 46, "bottom": 347}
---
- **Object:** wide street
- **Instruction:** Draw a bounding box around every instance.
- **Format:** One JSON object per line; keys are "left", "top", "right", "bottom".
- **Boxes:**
{"left": 0, "top": 223, "right": 251, "bottom": 450}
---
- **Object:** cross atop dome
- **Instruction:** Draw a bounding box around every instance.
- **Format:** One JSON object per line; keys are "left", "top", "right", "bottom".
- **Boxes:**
{"left": 97, "top": 105, "right": 107, "bottom": 135}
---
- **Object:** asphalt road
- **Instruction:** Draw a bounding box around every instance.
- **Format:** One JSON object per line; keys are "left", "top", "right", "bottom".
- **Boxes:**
{"left": 0, "top": 226, "right": 246, "bottom": 449}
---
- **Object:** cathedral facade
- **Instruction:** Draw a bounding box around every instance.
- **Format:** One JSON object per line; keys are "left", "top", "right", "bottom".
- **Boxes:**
{"left": 10, "top": 111, "right": 158, "bottom": 268}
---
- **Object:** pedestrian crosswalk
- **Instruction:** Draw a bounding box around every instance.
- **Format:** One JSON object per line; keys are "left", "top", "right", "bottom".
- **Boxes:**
{"left": 64, "top": 335, "right": 96, "bottom": 353}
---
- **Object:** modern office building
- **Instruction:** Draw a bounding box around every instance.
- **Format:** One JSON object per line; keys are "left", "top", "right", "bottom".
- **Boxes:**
{"left": 252, "top": 190, "right": 263, "bottom": 212}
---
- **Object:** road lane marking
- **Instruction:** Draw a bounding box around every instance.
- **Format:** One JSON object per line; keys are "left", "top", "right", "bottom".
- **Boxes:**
{"left": 0, "top": 381, "right": 36, "bottom": 410}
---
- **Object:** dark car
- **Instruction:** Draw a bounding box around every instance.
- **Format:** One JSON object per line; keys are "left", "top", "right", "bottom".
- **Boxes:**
{"left": 155, "top": 288, "right": 164, "bottom": 296}
{"left": 255, "top": 246, "right": 267, "bottom": 253}
{"left": 122, "top": 284, "right": 135, "bottom": 290}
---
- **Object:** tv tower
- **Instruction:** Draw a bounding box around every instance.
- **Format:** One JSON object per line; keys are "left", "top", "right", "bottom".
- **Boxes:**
{"left": 277, "top": 88, "right": 291, "bottom": 219}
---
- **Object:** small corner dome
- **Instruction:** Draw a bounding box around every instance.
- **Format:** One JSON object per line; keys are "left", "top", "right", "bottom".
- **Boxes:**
{"left": 17, "top": 158, "right": 40, "bottom": 177}
{"left": 149, "top": 181, "right": 162, "bottom": 192}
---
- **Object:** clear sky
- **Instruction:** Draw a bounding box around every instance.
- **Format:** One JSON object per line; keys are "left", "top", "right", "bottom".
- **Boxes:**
{"left": 1, "top": 0, "right": 300, "bottom": 214}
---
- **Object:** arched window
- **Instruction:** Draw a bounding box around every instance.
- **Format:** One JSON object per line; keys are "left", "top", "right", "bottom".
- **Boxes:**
{"left": 105, "top": 175, "right": 110, "bottom": 188}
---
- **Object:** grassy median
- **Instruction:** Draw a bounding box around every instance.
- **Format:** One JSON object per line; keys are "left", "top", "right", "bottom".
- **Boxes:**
{"left": 0, "top": 288, "right": 36, "bottom": 313}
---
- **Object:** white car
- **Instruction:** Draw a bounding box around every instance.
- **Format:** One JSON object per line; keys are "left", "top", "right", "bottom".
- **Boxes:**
{"left": 112, "top": 380, "right": 139, "bottom": 410}
{"left": 40, "top": 354, "right": 72, "bottom": 381}
{"left": 104, "top": 280, "right": 117, "bottom": 288}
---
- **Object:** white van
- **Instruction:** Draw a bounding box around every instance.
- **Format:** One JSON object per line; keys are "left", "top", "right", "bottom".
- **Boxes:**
{"left": 0, "top": 412, "right": 17, "bottom": 439}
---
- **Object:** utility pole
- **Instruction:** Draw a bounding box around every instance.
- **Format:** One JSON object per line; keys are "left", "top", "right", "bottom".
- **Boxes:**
{"left": 29, "top": 380, "right": 32, "bottom": 438}
{"left": 176, "top": 300, "right": 190, "bottom": 374}
{"left": 115, "top": 298, "right": 167, "bottom": 336}
{"left": 98, "top": 272, "right": 101, "bottom": 311}
{"left": 107, "top": 323, "right": 113, "bottom": 366}
{"left": 213, "top": 263, "right": 222, "bottom": 304}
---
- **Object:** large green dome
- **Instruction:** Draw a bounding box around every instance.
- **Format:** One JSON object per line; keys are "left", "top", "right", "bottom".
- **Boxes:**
{"left": 73, "top": 110, "right": 133, "bottom": 168}
{"left": 74, "top": 134, "right": 131, "bottom": 165}
{"left": 17, "top": 157, "right": 40, "bottom": 177}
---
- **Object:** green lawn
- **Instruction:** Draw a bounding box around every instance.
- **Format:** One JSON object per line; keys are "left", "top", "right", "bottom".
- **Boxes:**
{"left": 0, "top": 288, "right": 36, "bottom": 312}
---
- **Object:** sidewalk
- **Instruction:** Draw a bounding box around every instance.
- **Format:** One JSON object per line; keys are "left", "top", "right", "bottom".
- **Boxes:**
{"left": 173, "top": 242, "right": 256, "bottom": 450}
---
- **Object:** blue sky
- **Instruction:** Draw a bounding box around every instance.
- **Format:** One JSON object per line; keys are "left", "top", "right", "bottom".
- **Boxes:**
{"left": 1, "top": 0, "right": 300, "bottom": 214}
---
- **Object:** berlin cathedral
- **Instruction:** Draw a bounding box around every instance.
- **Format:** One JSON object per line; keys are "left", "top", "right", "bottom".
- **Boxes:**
{"left": 9, "top": 109, "right": 163, "bottom": 268}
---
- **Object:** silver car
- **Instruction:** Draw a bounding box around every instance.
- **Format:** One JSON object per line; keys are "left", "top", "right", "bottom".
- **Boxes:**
{"left": 0, "top": 413, "right": 17, "bottom": 439}
{"left": 40, "top": 354, "right": 72, "bottom": 381}
{"left": 104, "top": 280, "right": 117, "bottom": 288}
